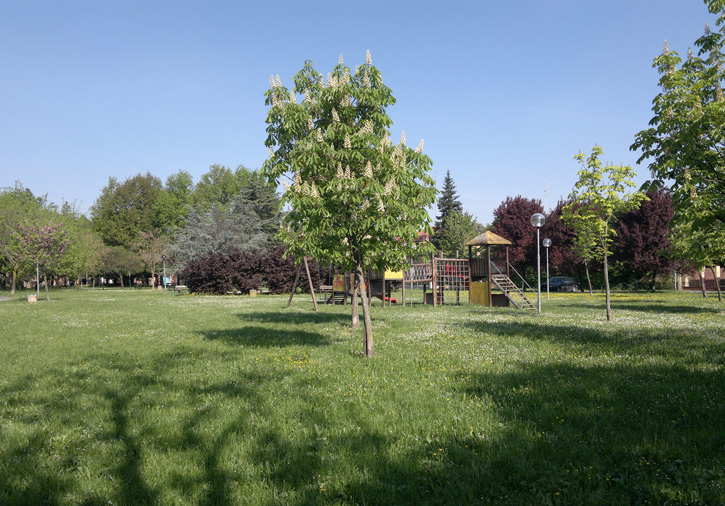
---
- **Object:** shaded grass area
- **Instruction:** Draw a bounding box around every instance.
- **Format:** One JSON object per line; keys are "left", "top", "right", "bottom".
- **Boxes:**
{"left": 0, "top": 289, "right": 724, "bottom": 505}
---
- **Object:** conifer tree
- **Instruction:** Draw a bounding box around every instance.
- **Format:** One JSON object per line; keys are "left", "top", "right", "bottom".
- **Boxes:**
{"left": 432, "top": 170, "right": 463, "bottom": 253}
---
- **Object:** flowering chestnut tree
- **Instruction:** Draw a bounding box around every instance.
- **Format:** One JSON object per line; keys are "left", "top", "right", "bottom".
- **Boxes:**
{"left": 262, "top": 52, "right": 437, "bottom": 357}
{"left": 13, "top": 220, "right": 69, "bottom": 301}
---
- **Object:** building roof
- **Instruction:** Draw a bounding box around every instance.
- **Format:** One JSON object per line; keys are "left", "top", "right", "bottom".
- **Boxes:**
{"left": 465, "top": 231, "right": 512, "bottom": 246}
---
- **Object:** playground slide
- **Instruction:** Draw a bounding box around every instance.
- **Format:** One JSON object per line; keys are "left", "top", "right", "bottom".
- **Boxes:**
{"left": 373, "top": 293, "right": 397, "bottom": 304}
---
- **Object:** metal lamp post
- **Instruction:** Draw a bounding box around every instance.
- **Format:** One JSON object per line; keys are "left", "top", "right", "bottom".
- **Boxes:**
{"left": 162, "top": 255, "right": 167, "bottom": 291}
{"left": 530, "top": 213, "right": 546, "bottom": 313}
{"left": 543, "top": 238, "right": 552, "bottom": 299}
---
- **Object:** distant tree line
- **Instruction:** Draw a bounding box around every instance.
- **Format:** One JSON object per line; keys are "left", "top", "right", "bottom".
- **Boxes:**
{"left": 0, "top": 164, "right": 289, "bottom": 297}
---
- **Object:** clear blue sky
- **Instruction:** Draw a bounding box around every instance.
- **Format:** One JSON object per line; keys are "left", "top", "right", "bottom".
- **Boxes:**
{"left": 1, "top": 1, "right": 719, "bottom": 224}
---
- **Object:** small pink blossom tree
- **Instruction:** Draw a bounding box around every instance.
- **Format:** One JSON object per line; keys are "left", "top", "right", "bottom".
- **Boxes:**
{"left": 13, "top": 220, "right": 69, "bottom": 301}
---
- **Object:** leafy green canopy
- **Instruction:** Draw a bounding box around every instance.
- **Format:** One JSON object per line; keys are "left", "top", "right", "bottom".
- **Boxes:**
{"left": 632, "top": 1, "right": 725, "bottom": 229}
{"left": 262, "top": 53, "right": 437, "bottom": 273}
{"left": 563, "top": 146, "right": 647, "bottom": 321}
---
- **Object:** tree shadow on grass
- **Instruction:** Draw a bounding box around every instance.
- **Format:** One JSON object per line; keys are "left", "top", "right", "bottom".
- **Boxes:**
{"left": 3, "top": 346, "right": 724, "bottom": 505}
{"left": 448, "top": 361, "right": 725, "bottom": 505}
{"left": 464, "top": 318, "right": 724, "bottom": 364}
{"left": 199, "top": 325, "right": 331, "bottom": 347}
{"left": 560, "top": 300, "right": 721, "bottom": 315}
{"left": 0, "top": 350, "right": 273, "bottom": 506}
{"left": 239, "top": 310, "right": 352, "bottom": 326}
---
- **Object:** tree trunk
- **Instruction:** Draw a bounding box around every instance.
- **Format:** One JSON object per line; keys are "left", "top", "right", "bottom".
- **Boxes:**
{"left": 651, "top": 270, "right": 657, "bottom": 292}
{"left": 699, "top": 268, "right": 707, "bottom": 298}
{"left": 584, "top": 261, "right": 593, "bottom": 296}
{"left": 351, "top": 273, "right": 360, "bottom": 329}
{"left": 43, "top": 271, "right": 50, "bottom": 302}
{"left": 11, "top": 267, "right": 17, "bottom": 295}
{"left": 356, "top": 266, "right": 374, "bottom": 358}
{"left": 710, "top": 266, "right": 722, "bottom": 303}
{"left": 603, "top": 253, "right": 612, "bottom": 321}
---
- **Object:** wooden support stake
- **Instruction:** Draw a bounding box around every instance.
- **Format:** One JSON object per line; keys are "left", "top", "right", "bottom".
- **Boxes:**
{"left": 303, "top": 256, "right": 318, "bottom": 312}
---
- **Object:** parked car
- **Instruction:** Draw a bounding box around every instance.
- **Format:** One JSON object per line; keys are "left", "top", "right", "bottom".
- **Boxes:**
{"left": 547, "top": 276, "right": 579, "bottom": 292}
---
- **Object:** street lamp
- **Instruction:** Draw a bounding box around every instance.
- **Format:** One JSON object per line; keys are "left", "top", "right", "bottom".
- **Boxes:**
{"left": 530, "top": 213, "right": 546, "bottom": 313}
{"left": 542, "top": 238, "right": 552, "bottom": 299}
{"left": 161, "top": 255, "right": 167, "bottom": 291}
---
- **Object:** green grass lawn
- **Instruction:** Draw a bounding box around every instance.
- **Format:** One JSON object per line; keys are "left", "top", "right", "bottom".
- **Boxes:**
{"left": 1, "top": 289, "right": 723, "bottom": 505}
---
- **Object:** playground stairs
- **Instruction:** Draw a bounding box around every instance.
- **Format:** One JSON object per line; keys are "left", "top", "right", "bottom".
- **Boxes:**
{"left": 491, "top": 274, "right": 536, "bottom": 310}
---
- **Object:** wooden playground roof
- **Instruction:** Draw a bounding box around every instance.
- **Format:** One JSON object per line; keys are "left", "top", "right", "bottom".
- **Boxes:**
{"left": 465, "top": 231, "right": 512, "bottom": 246}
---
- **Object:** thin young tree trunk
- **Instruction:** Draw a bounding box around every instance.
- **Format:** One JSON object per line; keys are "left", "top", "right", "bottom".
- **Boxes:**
{"left": 351, "top": 273, "right": 360, "bottom": 329}
{"left": 356, "top": 266, "right": 374, "bottom": 358}
{"left": 43, "top": 271, "right": 50, "bottom": 301}
{"left": 710, "top": 266, "right": 722, "bottom": 303}
{"left": 651, "top": 270, "right": 657, "bottom": 292}
{"left": 584, "top": 261, "right": 593, "bottom": 296}
{"left": 11, "top": 267, "right": 17, "bottom": 295}
{"left": 699, "top": 268, "right": 708, "bottom": 298}
{"left": 603, "top": 253, "right": 612, "bottom": 321}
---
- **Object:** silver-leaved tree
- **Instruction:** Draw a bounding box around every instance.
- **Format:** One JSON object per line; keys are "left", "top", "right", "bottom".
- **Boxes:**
{"left": 262, "top": 52, "right": 437, "bottom": 357}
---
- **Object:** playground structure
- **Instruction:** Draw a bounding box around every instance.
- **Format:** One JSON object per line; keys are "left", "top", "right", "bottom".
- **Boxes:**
{"left": 404, "top": 253, "right": 470, "bottom": 306}
{"left": 287, "top": 231, "right": 537, "bottom": 311}
{"left": 466, "top": 231, "right": 536, "bottom": 310}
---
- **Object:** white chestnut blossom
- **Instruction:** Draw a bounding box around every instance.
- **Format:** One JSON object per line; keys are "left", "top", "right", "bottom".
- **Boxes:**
{"left": 415, "top": 139, "right": 424, "bottom": 153}
{"left": 366, "top": 50, "right": 372, "bottom": 65}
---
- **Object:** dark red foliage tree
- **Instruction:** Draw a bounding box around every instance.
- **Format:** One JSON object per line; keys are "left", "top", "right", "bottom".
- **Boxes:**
{"left": 181, "top": 245, "right": 332, "bottom": 295}
{"left": 615, "top": 189, "right": 676, "bottom": 290}
{"left": 541, "top": 199, "right": 580, "bottom": 273}
{"left": 491, "top": 196, "right": 543, "bottom": 274}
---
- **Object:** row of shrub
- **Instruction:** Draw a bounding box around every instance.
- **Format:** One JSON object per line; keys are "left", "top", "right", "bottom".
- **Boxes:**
{"left": 180, "top": 245, "right": 334, "bottom": 295}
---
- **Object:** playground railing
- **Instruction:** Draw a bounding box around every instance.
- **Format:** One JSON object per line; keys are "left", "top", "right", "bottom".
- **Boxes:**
{"left": 491, "top": 261, "right": 535, "bottom": 293}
